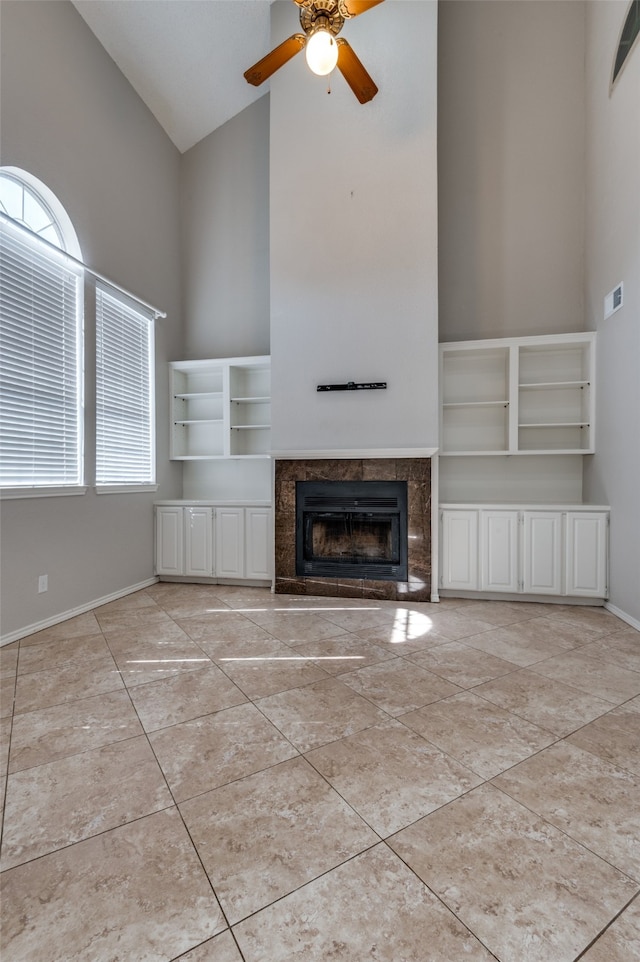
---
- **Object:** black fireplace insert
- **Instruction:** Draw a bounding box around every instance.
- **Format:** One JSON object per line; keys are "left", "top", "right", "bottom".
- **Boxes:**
{"left": 296, "top": 480, "right": 408, "bottom": 581}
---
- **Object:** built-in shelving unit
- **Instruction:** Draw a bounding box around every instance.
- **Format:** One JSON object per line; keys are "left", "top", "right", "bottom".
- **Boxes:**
{"left": 440, "top": 332, "right": 595, "bottom": 456}
{"left": 170, "top": 356, "right": 270, "bottom": 460}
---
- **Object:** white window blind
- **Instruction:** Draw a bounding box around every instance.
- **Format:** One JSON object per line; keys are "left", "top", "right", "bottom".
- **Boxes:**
{"left": 96, "top": 284, "right": 155, "bottom": 486}
{"left": 0, "top": 220, "right": 83, "bottom": 487}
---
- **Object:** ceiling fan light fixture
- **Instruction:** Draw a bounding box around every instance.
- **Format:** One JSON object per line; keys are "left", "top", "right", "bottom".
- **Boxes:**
{"left": 305, "top": 29, "right": 339, "bottom": 76}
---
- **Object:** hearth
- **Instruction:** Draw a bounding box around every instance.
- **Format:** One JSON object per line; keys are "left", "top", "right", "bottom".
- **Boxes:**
{"left": 296, "top": 481, "right": 408, "bottom": 581}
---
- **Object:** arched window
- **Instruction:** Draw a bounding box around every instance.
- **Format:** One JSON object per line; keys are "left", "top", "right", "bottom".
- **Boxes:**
{"left": 612, "top": 0, "right": 640, "bottom": 89}
{"left": 0, "top": 168, "right": 84, "bottom": 491}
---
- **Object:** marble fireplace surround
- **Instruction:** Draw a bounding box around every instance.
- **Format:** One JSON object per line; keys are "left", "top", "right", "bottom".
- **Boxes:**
{"left": 274, "top": 458, "right": 431, "bottom": 601}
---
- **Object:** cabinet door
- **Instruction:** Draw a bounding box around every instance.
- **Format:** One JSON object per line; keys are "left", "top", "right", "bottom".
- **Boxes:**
{"left": 245, "top": 507, "right": 272, "bottom": 580}
{"left": 155, "top": 507, "right": 184, "bottom": 576}
{"left": 565, "top": 512, "right": 608, "bottom": 597}
{"left": 441, "top": 510, "right": 479, "bottom": 590}
{"left": 185, "top": 507, "right": 213, "bottom": 577}
{"left": 215, "top": 507, "right": 245, "bottom": 579}
{"left": 480, "top": 510, "right": 519, "bottom": 592}
{"left": 522, "top": 511, "right": 563, "bottom": 594}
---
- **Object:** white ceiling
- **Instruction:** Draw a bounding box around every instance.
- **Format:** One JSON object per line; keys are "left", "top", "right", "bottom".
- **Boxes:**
{"left": 71, "top": 1, "right": 277, "bottom": 153}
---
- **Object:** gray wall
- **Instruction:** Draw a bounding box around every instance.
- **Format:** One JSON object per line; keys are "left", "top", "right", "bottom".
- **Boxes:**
{"left": 438, "top": 0, "right": 586, "bottom": 342}
{"left": 181, "top": 96, "right": 271, "bottom": 360}
{"left": 583, "top": 0, "right": 640, "bottom": 623}
{"left": 270, "top": 0, "right": 439, "bottom": 454}
{"left": 0, "top": 0, "right": 182, "bottom": 640}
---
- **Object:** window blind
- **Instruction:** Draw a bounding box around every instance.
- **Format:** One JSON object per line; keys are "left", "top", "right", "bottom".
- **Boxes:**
{"left": 96, "top": 284, "right": 155, "bottom": 486}
{"left": 0, "top": 220, "right": 83, "bottom": 487}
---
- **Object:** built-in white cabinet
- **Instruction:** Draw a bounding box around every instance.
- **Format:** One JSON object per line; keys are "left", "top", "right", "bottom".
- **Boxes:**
{"left": 155, "top": 502, "right": 272, "bottom": 584}
{"left": 170, "top": 356, "right": 270, "bottom": 460}
{"left": 480, "top": 510, "right": 520, "bottom": 593}
{"left": 522, "top": 511, "right": 563, "bottom": 595}
{"left": 565, "top": 511, "right": 608, "bottom": 598}
{"left": 441, "top": 509, "right": 479, "bottom": 591}
{"left": 440, "top": 505, "right": 609, "bottom": 600}
{"left": 440, "top": 333, "right": 595, "bottom": 456}
{"left": 215, "top": 507, "right": 244, "bottom": 579}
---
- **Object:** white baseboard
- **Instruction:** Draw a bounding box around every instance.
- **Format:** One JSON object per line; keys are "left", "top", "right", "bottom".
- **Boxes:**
{"left": 604, "top": 601, "right": 640, "bottom": 632}
{"left": 0, "top": 578, "right": 159, "bottom": 647}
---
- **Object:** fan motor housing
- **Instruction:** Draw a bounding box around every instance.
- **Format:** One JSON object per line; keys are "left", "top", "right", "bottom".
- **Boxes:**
{"left": 299, "top": 1, "right": 345, "bottom": 37}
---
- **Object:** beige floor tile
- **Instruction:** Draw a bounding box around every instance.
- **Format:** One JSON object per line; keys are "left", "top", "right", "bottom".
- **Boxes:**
{"left": 463, "top": 616, "right": 593, "bottom": 667}
{"left": 18, "top": 612, "right": 101, "bottom": 646}
{"left": 474, "top": 668, "right": 613, "bottom": 736}
{"left": 567, "top": 701, "right": 640, "bottom": 774}
{"left": 531, "top": 649, "right": 640, "bottom": 704}
{"left": 195, "top": 632, "right": 293, "bottom": 662}
{"left": 288, "top": 632, "right": 396, "bottom": 674}
{"left": 414, "top": 608, "right": 497, "bottom": 641}
{"left": 579, "top": 897, "right": 640, "bottom": 961}
{"left": 0, "top": 808, "right": 225, "bottom": 962}
{"left": 103, "top": 619, "right": 192, "bottom": 649}
{"left": 340, "top": 658, "right": 461, "bottom": 716}
{"left": 494, "top": 741, "right": 640, "bottom": 881}
{"left": 13, "top": 651, "right": 124, "bottom": 714}
{"left": 317, "top": 605, "right": 399, "bottom": 633}
{"left": 406, "top": 640, "right": 519, "bottom": 687}
{"left": 1, "top": 673, "right": 16, "bottom": 718}
{"left": 111, "top": 640, "right": 212, "bottom": 688}
{"left": 239, "top": 609, "right": 350, "bottom": 644}
{"left": 234, "top": 843, "right": 496, "bottom": 961}
{"left": 454, "top": 600, "right": 537, "bottom": 627}
{"left": 93, "top": 591, "right": 161, "bottom": 614}
{"left": 177, "top": 931, "right": 244, "bottom": 961}
{"left": 180, "top": 756, "right": 376, "bottom": 923}
{"left": 0, "top": 643, "right": 19, "bottom": 676}
{"left": 1, "top": 735, "right": 172, "bottom": 870}
{"left": 306, "top": 719, "right": 481, "bottom": 836}
{"left": 94, "top": 605, "right": 179, "bottom": 632}
{"left": 149, "top": 701, "right": 298, "bottom": 801}
{"left": 255, "top": 676, "right": 388, "bottom": 752}
{"left": 552, "top": 604, "right": 627, "bottom": 635}
{"left": 0, "top": 715, "right": 11, "bottom": 773}
{"left": 175, "top": 610, "right": 276, "bottom": 642}
{"left": 388, "top": 783, "right": 638, "bottom": 962}
{"left": 351, "top": 621, "right": 452, "bottom": 654}
{"left": 401, "top": 690, "right": 556, "bottom": 779}
{"left": 16, "top": 632, "right": 110, "bottom": 675}
{"left": 216, "top": 651, "right": 329, "bottom": 699}
{"left": 8, "top": 688, "right": 143, "bottom": 773}
{"left": 580, "top": 630, "right": 640, "bottom": 672}
{"left": 127, "top": 664, "right": 247, "bottom": 732}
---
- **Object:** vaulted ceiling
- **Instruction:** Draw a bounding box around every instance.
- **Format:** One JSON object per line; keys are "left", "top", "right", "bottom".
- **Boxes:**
{"left": 71, "top": 0, "right": 276, "bottom": 153}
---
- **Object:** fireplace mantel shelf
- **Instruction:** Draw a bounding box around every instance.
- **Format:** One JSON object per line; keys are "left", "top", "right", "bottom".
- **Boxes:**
{"left": 271, "top": 448, "right": 438, "bottom": 461}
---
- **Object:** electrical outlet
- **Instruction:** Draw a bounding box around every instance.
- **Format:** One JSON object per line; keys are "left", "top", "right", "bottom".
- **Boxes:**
{"left": 38, "top": 574, "right": 48, "bottom": 593}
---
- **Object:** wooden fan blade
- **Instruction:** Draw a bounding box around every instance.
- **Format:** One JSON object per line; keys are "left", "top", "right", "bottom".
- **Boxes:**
{"left": 336, "top": 38, "right": 378, "bottom": 103}
{"left": 244, "top": 34, "right": 306, "bottom": 86}
{"left": 339, "top": 0, "right": 385, "bottom": 19}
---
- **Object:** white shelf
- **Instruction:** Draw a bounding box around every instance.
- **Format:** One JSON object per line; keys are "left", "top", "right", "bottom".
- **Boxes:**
{"left": 440, "top": 332, "right": 595, "bottom": 457}
{"left": 170, "top": 356, "right": 271, "bottom": 460}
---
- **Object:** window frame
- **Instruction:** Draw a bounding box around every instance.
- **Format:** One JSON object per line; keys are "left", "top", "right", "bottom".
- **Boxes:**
{"left": 0, "top": 175, "right": 86, "bottom": 499}
{"left": 95, "top": 283, "right": 157, "bottom": 494}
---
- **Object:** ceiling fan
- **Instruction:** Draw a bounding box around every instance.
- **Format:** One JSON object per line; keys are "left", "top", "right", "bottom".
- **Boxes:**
{"left": 244, "top": 0, "right": 385, "bottom": 104}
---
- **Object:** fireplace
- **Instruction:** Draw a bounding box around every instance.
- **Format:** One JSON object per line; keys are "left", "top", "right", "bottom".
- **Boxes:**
{"left": 296, "top": 481, "right": 408, "bottom": 581}
{"left": 274, "top": 458, "right": 431, "bottom": 601}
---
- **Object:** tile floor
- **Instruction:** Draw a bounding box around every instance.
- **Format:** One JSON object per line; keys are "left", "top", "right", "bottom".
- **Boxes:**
{"left": 1, "top": 584, "right": 639, "bottom": 961}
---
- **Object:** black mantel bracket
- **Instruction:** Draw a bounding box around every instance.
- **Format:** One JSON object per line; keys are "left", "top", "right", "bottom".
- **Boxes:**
{"left": 317, "top": 381, "right": 387, "bottom": 392}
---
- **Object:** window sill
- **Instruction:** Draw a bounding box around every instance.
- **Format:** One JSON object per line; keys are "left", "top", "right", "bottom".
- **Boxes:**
{"left": 0, "top": 486, "right": 88, "bottom": 500}
{"left": 95, "top": 484, "right": 158, "bottom": 495}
